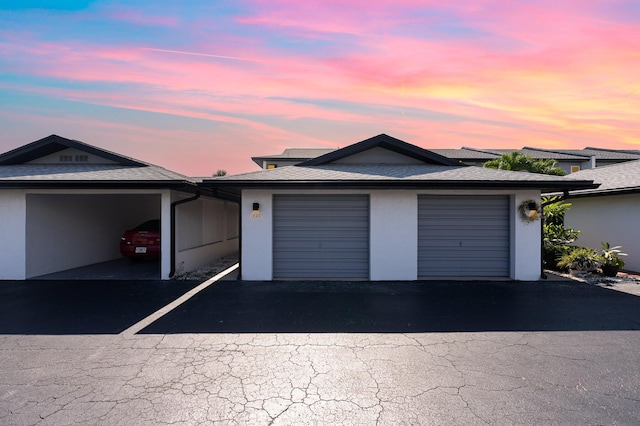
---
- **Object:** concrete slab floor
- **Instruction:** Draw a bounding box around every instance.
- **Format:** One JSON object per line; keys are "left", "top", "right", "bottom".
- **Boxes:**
{"left": 32, "top": 258, "right": 160, "bottom": 280}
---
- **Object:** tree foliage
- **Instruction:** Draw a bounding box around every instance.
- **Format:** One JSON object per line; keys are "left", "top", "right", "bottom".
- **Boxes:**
{"left": 214, "top": 169, "right": 227, "bottom": 177}
{"left": 483, "top": 151, "right": 566, "bottom": 176}
{"left": 541, "top": 196, "right": 581, "bottom": 269}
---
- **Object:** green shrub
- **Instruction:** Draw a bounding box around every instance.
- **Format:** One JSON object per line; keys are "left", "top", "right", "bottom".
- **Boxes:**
{"left": 557, "top": 247, "right": 600, "bottom": 271}
{"left": 543, "top": 244, "right": 573, "bottom": 270}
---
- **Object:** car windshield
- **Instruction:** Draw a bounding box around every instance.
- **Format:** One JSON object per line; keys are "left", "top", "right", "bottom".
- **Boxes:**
{"left": 132, "top": 220, "right": 160, "bottom": 231}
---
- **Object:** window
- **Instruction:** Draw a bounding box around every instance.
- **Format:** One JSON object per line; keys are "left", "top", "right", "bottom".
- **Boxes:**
{"left": 571, "top": 165, "right": 580, "bottom": 173}
{"left": 266, "top": 164, "right": 277, "bottom": 169}
{"left": 75, "top": 155, "right": 88, "bottom": 162}
{"left": 59, "top": 155, "right": 73, "bottom": 162}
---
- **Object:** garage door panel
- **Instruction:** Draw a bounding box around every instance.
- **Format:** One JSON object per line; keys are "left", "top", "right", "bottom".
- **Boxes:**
{"left": 421, "top": 228, "right": 509, "bottom": 238}
{"left": 274, "top": 248, "right": 368, "bottom": 258}
{"left": 420, "top": 249, "right": 508, "bottom": 263}
{"left": 418, "top": 195, "right": 510, "bottom": 278}
{"left": 273, "top": 194, "right": 369, "bottom": 279}
{"left": 420, "top": 241, "right": 509, "bottom": 250}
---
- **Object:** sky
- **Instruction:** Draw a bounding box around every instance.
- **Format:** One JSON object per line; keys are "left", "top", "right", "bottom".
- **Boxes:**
{"left": 1, "top": 0, "right": 639, "bottom": 176}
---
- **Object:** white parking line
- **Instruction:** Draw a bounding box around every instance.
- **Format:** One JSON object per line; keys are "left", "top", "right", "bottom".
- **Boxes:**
{"left": 121, "top": 263, "right": 239, "bottom": 337}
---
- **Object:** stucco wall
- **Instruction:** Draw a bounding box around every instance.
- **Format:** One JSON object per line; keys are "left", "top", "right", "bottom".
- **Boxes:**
{"left": 241, "top": 189, "right": 542, "bottom": 281}
{"left": 370, "top": 191, "right": 417, "bottom": 280}
{"left": 565, "top": 194, "right": 640, "bottom": 273}
{"left": 512, "top": 191, "right": 543, "bottom": 280}
{"left": 174, "top": 198, "right": 239, "bottom": 274}
{"left": 0, "top": 190, "right": 27, "bottom": 279}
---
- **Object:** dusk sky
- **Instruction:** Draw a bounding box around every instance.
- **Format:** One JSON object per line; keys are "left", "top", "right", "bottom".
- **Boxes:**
{"left": 1, "top": 1, "right": 639, "bottom": 175}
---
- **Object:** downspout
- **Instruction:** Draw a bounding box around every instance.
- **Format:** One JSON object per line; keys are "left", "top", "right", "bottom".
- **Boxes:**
{"left": 237, "top": 197, "right": 242, "bottom": 280}
{"left": 540, "top": 190, "right": 569, "bottom": 279}
{"left": 170, "top": 190, "right": 201, "bottom": 278}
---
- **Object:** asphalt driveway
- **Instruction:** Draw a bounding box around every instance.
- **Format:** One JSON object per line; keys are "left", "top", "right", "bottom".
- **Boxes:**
{"left": 140, "top": 279, "right": 640, "bottom": 333}
{"left": 0, "top": 279, "right": 201, "bottom": 334}
{"left": 1, "top": 278, "right": 639, "bottom": 334}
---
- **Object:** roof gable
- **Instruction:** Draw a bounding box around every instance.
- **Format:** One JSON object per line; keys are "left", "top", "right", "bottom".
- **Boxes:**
{"left": 0, "top": 134, "right": 147, "bottom": 166}
{"left": 298, "top": 134, "right": 462, "bottom": 167}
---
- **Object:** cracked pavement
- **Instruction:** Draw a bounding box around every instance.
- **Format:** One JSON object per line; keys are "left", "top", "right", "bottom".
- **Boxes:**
{"left": 1, "top": 278, "right": 640, "bottom": 424}
{"left": 2, "top": 332, "right": 640, "bottom": 425}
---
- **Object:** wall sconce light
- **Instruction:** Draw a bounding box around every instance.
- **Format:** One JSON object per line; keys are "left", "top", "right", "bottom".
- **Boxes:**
{"left": 527, "top": 201, "right": 539, "bottom": 219}
{"left": 252, "top": 203, "right": 260, "bottom": 214}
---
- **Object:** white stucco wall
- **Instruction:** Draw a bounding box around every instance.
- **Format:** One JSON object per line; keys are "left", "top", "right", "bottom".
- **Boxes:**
{"left": 241, "top": 190, "right": 274, "bottom": 280}
{"left": 174, "top": 197, "right": 239, "bottom": 275}
{"left": 160, "top": 190, "right": 172, "bottom": 279}
{"left": 565, "top": 194, "right": 640, "bottom": 273}
{"left": 241, "top": 189, "right": 542, "bottom": 281}
{"left": 512, "top": 191, "right": 543, "bottom": 280}
{"left": 370, "top": 191, "right": 417, "bottom": 280}
{"left": 0, "top": 190, "right": 27, "bottom": 279}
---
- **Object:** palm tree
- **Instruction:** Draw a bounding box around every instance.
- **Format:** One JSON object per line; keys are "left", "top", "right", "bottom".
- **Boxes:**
{"left": 483, "top": 151, "right": 565, "bottom": 176}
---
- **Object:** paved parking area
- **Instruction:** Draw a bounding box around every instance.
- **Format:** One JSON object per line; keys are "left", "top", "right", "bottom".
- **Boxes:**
{"left": 1, "top": 277, "right": 640, "bottom": 425}
{"left": 0, "top": 279, "right": 200, "bottom": 334}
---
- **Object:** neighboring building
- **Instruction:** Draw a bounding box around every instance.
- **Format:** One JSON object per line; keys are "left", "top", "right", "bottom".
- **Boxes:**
{"left": 0, "top": 135, "right": 238, "bottom": 280}
{"left": 206, "top": 134, "right": 597, "bottom": 281}
{"left": 252, "top": 145, "right": 640, "bottom": 173}
{"left": 561, "top": 160, "right": 640, "bottom": 272}
{"left": 432, "top": 147, "right": 640, "bottom": 173}
{"left": 252, "top": 148, "right": 336, "bottom": 169}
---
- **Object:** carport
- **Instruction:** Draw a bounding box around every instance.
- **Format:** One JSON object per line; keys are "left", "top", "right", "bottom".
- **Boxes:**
{"left": 26, "top": 192, "right": 162, "bottom": 279}
{"left": 0, "top": 134, "right": 241, "bottom": 280}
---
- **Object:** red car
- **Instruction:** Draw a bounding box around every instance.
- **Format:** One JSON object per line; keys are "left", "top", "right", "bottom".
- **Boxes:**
{"left": 120, "top": 220, "right": 160, "bottom": 259}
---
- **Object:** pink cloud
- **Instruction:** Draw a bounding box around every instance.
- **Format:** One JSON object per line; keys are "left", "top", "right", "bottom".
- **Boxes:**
{"left": 2, "top": 0, "right": 640, "bottom": 173}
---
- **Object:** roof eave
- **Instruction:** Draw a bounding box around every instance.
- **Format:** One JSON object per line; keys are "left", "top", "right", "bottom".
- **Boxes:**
{"left": 0, "top": 180, "right": 198, "bottom": 190}
{"left": 557, "top": 186, "right": 640, "bottom": 199}
{"left": 203, "top": 179, "right": 598, "bottom": 192}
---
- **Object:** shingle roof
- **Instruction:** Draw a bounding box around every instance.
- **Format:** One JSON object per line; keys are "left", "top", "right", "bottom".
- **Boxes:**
{"left": 0, "top": 135, "right": 196, "bottom": 188}
{"left": 429, "top": 148, "right": 500, "bottom": 160}
{"left": 581, "top": 148, "right": 640, "bottom": 161}
{"left": 260, "top": 148, "right": 336, "bottom": 159}
{"left": 564, "top": 159, "right": 640, "bottom": 196}
{"left": 207, "top": 164, "right": 596, "bottom": 191}
{"left": 472, "top": 148, "right": 587, "bottom": 160}
{"left": 251, "top": 144, "right": 640, "bottom": 168}
{"left": 250, "top": 148, "right": 336, "bottom": 167}
{"left": 0, "top": 134, "right": 148, "bottom": 166}
{"left": 519, "top": 148, "right": 590, "bottom": 160}
{"left": 299, "top": 134, "right": 462, "bottom": 167}
{"left": 0, "top": 164, "right": 192, "bottom": 182}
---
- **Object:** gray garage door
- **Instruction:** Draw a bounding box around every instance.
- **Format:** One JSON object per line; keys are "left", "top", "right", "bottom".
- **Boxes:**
{"left": 273, "top": 194, "right": 369, "bottom": 279}
{"left": 418, "top": 195, "right": 510, "bottom": 278}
